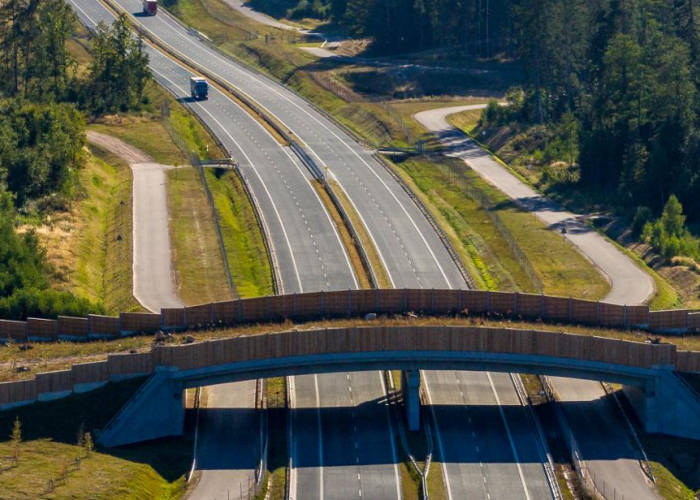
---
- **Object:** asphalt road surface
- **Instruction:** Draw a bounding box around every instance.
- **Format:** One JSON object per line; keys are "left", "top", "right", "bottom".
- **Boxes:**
{"left": 70, "top": 3, "right": 361, "bottom": 499}
{"left": 71, "top": 3, "right": 552, "bottom": 499}
{"left": 86, "top": 131, "right": 183, "bottom": 312}
{"left": 414, "top": 105, "right": 655, "bottom": 305}
{"left": 416, "top": 104, "right": 660, "bottom": 500}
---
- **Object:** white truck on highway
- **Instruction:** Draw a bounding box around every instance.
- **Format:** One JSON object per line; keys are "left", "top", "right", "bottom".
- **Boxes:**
{"left": 190, "top": 77, "right": 209, "bottom": 101}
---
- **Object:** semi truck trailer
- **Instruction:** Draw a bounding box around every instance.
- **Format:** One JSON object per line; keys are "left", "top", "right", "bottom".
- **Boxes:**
{"left": 142, "top": 0, "right": 157, "bottom": 15}
{"left": 190, "top": 77, "right": 209, "bottom": 100}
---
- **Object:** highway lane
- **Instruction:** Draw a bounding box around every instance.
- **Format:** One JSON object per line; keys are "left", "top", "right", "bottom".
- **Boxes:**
{"left": 71, "top": 4, "right": 400, "bottom": 500}
{"left": 552, "top": 378, "right": 659, "bottom": 500}
{"left": 70, "top": 3, "right": 369, "bottom": 499}
{"left": 71, "top": 3, "right": 552, "bottom": 499}
{"left": 101, "top": 0, "right": 466, "bottom": 290}
{"left": 424, "top": 370, "right": 553, "bottom": 500}
{"left": 417, "top": 105, "right": 660, "bottom": 499}
{"left": 290, "top": 373, "right": 401, "bottom": 500}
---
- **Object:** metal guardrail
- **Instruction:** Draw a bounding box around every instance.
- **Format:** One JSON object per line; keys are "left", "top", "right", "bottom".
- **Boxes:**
{"left": 510, "top": 374, "right": 563, "bottom": 500}
{"left": 372, "top": 153, "right": 477, "bottom": 290}
{"left": 232, "top": 167, "right": 282, "bottom": 295}
{"left": 113, "top": 2, "right": 473, "bottom": 293}
{"left": 288, "top": 141, "right": 379, "bottom": 288}
{"left": 601, "top": 382, "right": 655, "bottom": 483}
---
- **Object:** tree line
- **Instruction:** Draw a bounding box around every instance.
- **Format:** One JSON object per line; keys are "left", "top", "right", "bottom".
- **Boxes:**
{"left": 0, "top": 1, "right": 150, "bottom": 319}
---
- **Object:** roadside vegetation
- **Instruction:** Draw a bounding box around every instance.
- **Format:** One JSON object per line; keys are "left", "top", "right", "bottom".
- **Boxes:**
{"left": 167, "top": 167, "right": 232, "bottom": 305}
{"left": 0, "top": 378, "right": 191, "bottom": 499}
{"left": 0, "top": 5, "right": 149, "bottom": 320}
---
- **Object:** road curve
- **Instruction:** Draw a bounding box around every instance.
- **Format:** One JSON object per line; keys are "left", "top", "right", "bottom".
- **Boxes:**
{"left": 416, "top": 105, "right": 660, "bottom": 500}
{"left": 86, "top": 131, "right": 183, "bottom": 312}
{"left": 415, "top": 105, "right": 655, "bottom": 306}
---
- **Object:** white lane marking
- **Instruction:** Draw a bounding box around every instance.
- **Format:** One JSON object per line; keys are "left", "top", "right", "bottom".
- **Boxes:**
{"left": 314, "top": 374, "right": 324, "bottom": 500}
{"left": 68, "top": 0, "right": 97, "bottom": 25}
{"left": 135, "top": 7, "right": 453, "bottom": 288}
{"left": 486, "top": 372, "right": 531, "bottom": 500}
{"left": 422, "top": 374, "right": 454, "bottom": 500}
{"left": 278, "top": 148, "right": 359, "bottom": 289}
{"left": 150, "top": 66, "right": 304, "bottom": 293}
{"left": 288, "top": 376, "right": 298, "bottom": 500}
{"left": 378, "top": 371, "right": 403, "bottom": 500}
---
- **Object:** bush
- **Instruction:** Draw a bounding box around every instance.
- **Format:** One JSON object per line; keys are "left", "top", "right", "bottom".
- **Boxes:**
{"left": 632, "top": 206, "right": 652, "bottom": 235}
{"left": 0, "top": 288, "right": 103, "bottom": 321}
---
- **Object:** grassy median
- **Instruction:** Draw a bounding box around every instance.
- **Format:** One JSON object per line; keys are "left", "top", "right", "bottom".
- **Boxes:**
{"left": 388, "top": 154, "right": 610, "bottom": 300}
{"left": 167, "top": 167, "right": 233, "bottom": 305}
{"left": 206, "top": 168, "right": 275, "bottom": 298}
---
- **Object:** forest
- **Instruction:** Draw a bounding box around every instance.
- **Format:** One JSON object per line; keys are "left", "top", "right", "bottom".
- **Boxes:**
{"left": 266, "top": 0, "right": 700, "bottom": 226}
{"left": 0, "top": 1, "right": 150, "bottom": 319}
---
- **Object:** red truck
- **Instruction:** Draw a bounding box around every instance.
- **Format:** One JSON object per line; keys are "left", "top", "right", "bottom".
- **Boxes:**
{"left": 142, "top": 0, "right": 157, "bottom": 15}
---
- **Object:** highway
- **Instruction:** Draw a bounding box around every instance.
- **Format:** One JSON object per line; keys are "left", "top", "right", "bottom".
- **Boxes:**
{"left": 417, "top": 105, "right": 660, "bottom": 500}
{"left": 70, "top": 2, "right": 552, "bottom": 499}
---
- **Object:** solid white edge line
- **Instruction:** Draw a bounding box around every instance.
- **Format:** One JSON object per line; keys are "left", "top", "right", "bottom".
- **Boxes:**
{"left": 130, "top": 5, "right": 455, "bottom": 288}
{"left": 314, "top": 374, "right": 324, "bottom": 500}
{"left": 149, "top": 64, "right": 305, "bottom": 294}
{"left": 378, "top": 371, "right": 404, "bottom": 500}
{"left": 422, "top": 373, "right": 454, "bottom": 500}
{"left": 486, "top": 372, "right": 531, "bottom": 500}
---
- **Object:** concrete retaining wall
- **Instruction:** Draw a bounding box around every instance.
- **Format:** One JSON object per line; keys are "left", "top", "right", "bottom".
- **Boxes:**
{"left": 2, "top": 324, "right": 697, "bottom": 410}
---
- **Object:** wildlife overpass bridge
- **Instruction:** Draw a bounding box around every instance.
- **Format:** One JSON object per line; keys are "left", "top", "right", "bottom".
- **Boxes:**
{"left": 4, "top": 324, "right": 699, "bottom": 446}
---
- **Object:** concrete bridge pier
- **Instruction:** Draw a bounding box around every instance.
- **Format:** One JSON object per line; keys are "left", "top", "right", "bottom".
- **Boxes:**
{"left": 402, "top": 370, "right": 421, "bottom": 431}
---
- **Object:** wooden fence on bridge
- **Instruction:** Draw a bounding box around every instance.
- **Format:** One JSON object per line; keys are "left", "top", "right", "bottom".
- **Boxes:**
{"left": 2, "top": 324, "right": 700, "bottom": 409}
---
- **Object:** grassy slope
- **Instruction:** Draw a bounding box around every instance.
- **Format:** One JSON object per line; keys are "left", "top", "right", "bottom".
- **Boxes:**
{"left": 206, "top": 168, "right": 275, "bottom": 298}
{"left": 167, "top": 167, "right": 232, "bottom": 305}
{"left": 0, "top": 378, "right": 190, "bottom": 499}
{"left": 448, "top": 108, "right": 682, "bottom": 310}
{"left": 37, "top": 147, "right": 140, "bottom": 314}
{"left": 392, "top": 155, "right": 610, "bottom": 299}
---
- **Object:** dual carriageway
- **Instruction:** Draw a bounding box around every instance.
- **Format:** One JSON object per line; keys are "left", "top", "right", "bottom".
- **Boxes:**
{"left": 68, "top": 2, "right": 657, "bottom": 499}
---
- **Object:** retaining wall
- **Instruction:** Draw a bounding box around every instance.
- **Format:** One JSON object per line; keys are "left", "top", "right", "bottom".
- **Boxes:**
{"left": 2, "top": 324, "right": 699, "bottom": 410}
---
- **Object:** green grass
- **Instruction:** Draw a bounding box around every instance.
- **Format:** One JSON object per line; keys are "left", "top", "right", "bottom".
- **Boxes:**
{"left": 89, "top": 82, "right": 223, "bottom": 167}
{"left": 37, "top": 146, "right": 140, "bottom": 314}
{"left": 0, "top": 378, "right": 191, "bottom": 499}
{"left": 167, "top": 167, "right": 233, "bottom": 305}
{"left": 256, "top": 377, "right": 287, "bottom": 500}
{"left": 390, "top": 154, "right": 610, "bottom": 299}
{"left": 205, "top": 168, "right": 274, "bottom": 298}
